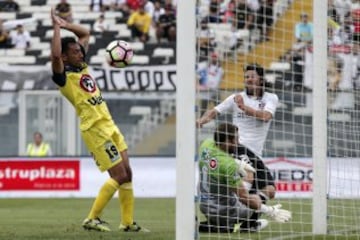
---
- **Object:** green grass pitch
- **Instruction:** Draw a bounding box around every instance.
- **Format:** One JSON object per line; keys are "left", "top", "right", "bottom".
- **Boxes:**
{"left": 0, "top": 198, "right": 359, "bottom": 240}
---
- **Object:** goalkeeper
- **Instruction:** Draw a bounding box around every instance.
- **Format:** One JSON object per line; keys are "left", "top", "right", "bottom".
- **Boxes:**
{"left": 198, "top": 123, "right": 291, "bottom": 233}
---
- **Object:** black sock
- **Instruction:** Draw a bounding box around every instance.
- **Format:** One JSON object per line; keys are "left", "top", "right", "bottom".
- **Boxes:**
{"left": 240, "top": 211, "right": 260, "bottom": 229}
{"left": 240, "top": 192, "right": 268, "bottom": 229}
{"left": 258, "top": 191, "right": 269, "bottom": 204}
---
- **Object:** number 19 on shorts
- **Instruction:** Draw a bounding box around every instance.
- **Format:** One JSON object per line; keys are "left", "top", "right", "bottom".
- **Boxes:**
{"left": 104, "top": 141, "right": 120, "bottom": 162}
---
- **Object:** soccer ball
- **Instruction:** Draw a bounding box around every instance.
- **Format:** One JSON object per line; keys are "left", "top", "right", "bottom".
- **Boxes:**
{"left": 105, "top": 40, "right": 134, "bottom": 68}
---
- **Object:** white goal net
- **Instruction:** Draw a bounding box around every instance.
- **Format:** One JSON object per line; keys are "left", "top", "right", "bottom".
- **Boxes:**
{"left": 177, "top": 0, "right": 360, "bottom": 239}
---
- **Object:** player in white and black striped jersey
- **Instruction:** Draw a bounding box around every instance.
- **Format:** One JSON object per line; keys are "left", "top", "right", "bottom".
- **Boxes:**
{"left": 197, "top": 63, "right": 279, "bottom": 231}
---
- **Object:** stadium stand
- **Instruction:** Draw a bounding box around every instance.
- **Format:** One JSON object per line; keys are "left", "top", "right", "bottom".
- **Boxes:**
{"left": 0, "top": 0, "right": 177, "bottom": 67}
{"left": 0, "top": 0, "right": 179, "bottom": 156}
{"left": 2, "top": 0, "right": 360, "bottom": 157}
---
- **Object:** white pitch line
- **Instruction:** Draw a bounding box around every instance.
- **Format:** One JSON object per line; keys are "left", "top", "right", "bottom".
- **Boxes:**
{"left": 264, "top": 233, "right": 314, "bottom": 240}
{"left": 264, "top": 227, "right": 360, "bottom": 240}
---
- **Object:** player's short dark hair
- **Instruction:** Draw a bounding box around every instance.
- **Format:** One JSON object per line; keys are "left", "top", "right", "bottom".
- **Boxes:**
{"left": 214, "top": 123, "right": 238, "bottom": 145}
{"left": 61, "top": 37, "right": 77, "bottom": 54}
{"left": 244, "top": 63, "right": 266, "bottom": 96}
{"left": 61, "top": 37, "right": 86, "bottom": 61}
{"left": 244, "top": 63, "right": 264, "bottom": 80}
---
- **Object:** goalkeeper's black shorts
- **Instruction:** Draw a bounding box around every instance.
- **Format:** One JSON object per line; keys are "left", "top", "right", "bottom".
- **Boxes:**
{"left": 236, "top": 144, "right": 275, "bottom": 191}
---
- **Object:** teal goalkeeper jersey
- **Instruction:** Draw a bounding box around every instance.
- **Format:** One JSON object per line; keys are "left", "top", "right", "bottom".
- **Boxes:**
{"left": 198, "top": 139, "right": 242, "bottom": 197}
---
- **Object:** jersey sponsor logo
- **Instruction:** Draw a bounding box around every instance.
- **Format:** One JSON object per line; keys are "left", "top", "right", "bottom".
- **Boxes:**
{"left": 87, "top": 94, "right": 104, "bottom": 105}
{"left": 201, "top": 148, "right": 211, "bottom": 160}
{"left": 237, "top": 112, "right": 246, "bottom": 118}
{"left": 209, "top": 158, "right": 218, "bottom": 170}
{"left": 80, "top": 74, "right": 97, "bottom": 93}
{"left": 259, "top": 101, "right": 265, "bottom": 109}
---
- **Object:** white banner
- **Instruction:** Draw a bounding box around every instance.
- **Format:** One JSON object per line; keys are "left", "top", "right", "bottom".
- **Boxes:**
{"left": 0, "top": 157, "right": 176, "bottom": 198}
{"left": 0, "top": 65, "right": 177, "bottom": 92}
{"left": 263, "top": 157, "right": 360, "bottom": 198}
{"left": 0, "top": 157, "right": 359, "bottom": 198}
{"left": 91, "top": 65, "right": 176, "bottom": 91}
{"left": 263, "top": 157, "right": 313, "bottom": 198}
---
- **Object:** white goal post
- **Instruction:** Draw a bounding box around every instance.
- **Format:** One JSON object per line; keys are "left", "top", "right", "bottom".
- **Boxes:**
{"left": 176, "top": 1, "right": 196, "bottom": 240}
{"left": 312, "top": 0, "right": 327, "bottom": 235}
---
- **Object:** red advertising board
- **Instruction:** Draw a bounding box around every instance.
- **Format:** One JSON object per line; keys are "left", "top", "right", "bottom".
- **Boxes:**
{"left": 0, "top": 160, "right": 80, "bottom": 190}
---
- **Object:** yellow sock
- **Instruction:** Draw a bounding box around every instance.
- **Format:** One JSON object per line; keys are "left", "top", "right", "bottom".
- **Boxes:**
{"left": 118, "top": 182, "right": 134, "bottom": 226}
{"left": 87, "top": 178, "right": 119, "bottom": 219}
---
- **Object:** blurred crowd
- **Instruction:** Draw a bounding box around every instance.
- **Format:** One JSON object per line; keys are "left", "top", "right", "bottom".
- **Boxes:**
{"left": 280, "top": 0, "right": 360, "bottom": 110}
{"left": 3, "top": 0, "right": 359, "bottom": 110}
{"left": 0, "top": 0, "right": 178, "bottom": 49}
{"left": 282, "top": 0, "right": 360, "bottom": 94}
{"left": 196, "top": 0, "right": 276, "bottom": 99}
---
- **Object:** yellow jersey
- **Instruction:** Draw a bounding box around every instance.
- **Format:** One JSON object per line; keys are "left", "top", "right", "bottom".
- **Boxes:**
{"left": 127, "top": 11, "right": 152, "bottom": 33}
{"left": 59, "top": 65, "right": 113, "bottom": 131}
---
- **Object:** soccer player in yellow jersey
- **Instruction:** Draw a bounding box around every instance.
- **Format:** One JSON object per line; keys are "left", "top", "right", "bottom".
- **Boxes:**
{"left": 50, "top": 9, "right": 145, "bottom": 232}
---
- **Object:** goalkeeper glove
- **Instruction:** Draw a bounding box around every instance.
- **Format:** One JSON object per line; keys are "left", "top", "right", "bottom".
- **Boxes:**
{"left": 260, "top": 204, "right": 292, "bottom": 223}
{"left": 234, "top": 155, "right": 255, "bottom": 178}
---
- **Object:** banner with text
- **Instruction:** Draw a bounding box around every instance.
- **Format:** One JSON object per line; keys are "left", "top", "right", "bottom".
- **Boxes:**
{"left": 263, "top": 157, "right": 313, "bottom": 198}
{"left": 0, "top": 157, "right": 359, "bottom": 198}
{"left": 0, "top": 160, "right": 80, "bottom": 191}
{"left": 0, "top": 65, "right": 177, "bottom": 92}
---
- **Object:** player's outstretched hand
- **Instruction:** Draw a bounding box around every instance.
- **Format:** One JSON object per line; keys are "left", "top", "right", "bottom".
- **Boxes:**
{"left": 263, "top": 204, "right": 292, "bottom": 223}
{"left": 234, "top": 94, "right": 245, "bottom": 110}
{"left": 234, "top": 156, "right": 255, "bottom": 178}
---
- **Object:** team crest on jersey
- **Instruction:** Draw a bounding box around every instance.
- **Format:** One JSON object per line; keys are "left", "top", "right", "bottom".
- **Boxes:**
{"left": 209, "top": 158, "right": 218, "bottom": 170}
{"left": 259, "top": 101, "right": 265, "bottom": 109}
{"left": 80, "top": 74, "right": 96, "bottom": 93}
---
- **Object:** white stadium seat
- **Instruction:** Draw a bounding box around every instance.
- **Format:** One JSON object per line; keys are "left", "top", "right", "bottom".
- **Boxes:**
{"left": 130, "top": 106, "right": 151, "bottom": 115}
{"left": 1, "top": 12, "right": 16, "bottom": 20}
{"left": 31, "top": 42, "right": 50, "bottom": 50}
{"left": 97, "top": 49, "right": 106, "bottom": 55}
{"left": 117, "top": 28, "right": 131, "bottom": 38}
{"left": 89, "top": 55, "right": 105, "bottom": 65}
{"left": 30, "top": 36, "right": 40, "bottom": 43}
{"left": 265, "top": 73, "right": 280, "bottom": 84}
{"left": 270, "top": 62, "right": 291, "bottom": 71}
{"left": 207, "top": 23, "right": 232, "bottom": 33}
{"left": 131, "top": 55, "right": 149, "bottom": 65}
{"left": 104, "top": 11, "right": 123, "bottom": 19}
{"left": 17, "top": 0, "right": 31, "bottom": 6}
{"left": 73, "top": 12, "right": 100, "bottom": 20}
{"left": 32, "top": 12, "right": 50, "bottom": 20}
{"left": 22, "top": 5, "right": 51, "bottom": 13}
{"left": 71, "top": 5, "right": 89, "bottom": 12}
{"left": 45, "top": 29, "right": 76, "bottom": 39}
{"left": 107, "top": 23, "right": 124, "bottom": 31}
{"left": 130, "top": 42, "right": 144, "bottom": 51}
{"left": 153, "top": 48, "right": 174, "bottom": 58}
{"left": 40, "top": 49, "right": 51, "bottom": 58}
{"left": 328, "top": 113, "right": 351, "bottom": 122}
{"left": 5, "top": 49, "right": 25, "bottom": 56}
{"left": 0, "top": 56, "right": 36, "bottom": 64}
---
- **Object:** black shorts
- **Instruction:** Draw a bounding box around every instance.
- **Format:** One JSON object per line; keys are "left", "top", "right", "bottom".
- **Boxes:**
{"left": 236, "top": 144, "right": 275, "bottom": 191}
